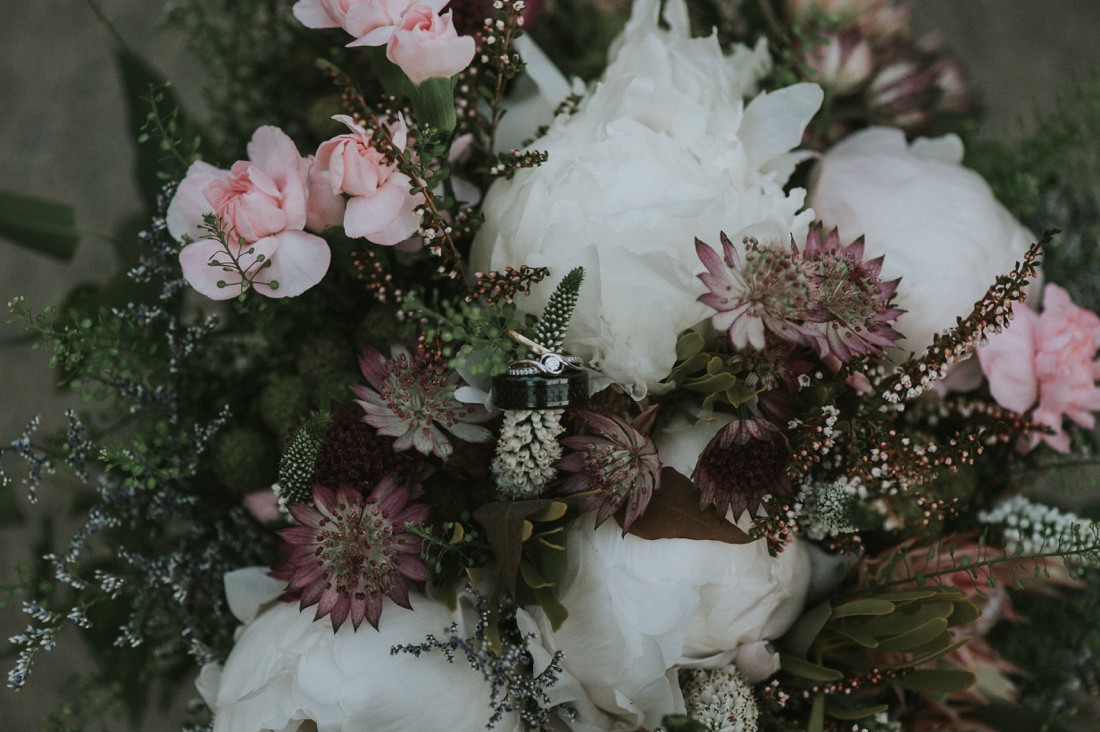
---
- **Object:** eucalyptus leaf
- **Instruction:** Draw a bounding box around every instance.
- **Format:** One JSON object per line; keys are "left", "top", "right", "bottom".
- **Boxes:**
{"left": 779, "top": 652, "right": 844, "bottom": 682}
{"left": 824, "top": 702, "right": 890, "bottom": 721}
{"left": 896, "top": 669, "right": 976, "bottom": 694}
{"left": 877, "top": 618, "right": 950, "bottom": 652}
{"left": 831, "top": 598, "right": 896, "bottom": 619}
{"left": 782, "top": 601, "right": 832, "bottom": 658}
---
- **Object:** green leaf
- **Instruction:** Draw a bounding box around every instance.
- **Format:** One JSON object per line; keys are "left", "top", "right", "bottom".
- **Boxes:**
{"left": 889, "top": 635, "right": 972, "bottom": 669}
{"left": 825, "top": 702, "right": 890, "bottom": 721}
{"left": 782, "top": 601, "right": 832, "bottom": 658}
{"left": 947, "top": 597, "right": 981, "bottom": 627}
{"left": 0, "top": 190, "right": 79, "bottom": 260}
{"left": 896, "top": 669, "right": 976, "bottom": 694}
{"left": 808, "top": 693, "right": 825, "bottom": 732}
{"left": 877, "top": 618, "right": 950, "bottom": 653}
{"left": 779, "top": 652, "right": 844, "bottom": 682}
{"left": 831, "top": 598, "right": 896, "bottom": 619}
{"left": 472, "top": 499, "right": 568, "bottom": 597}
{"left": 830, "top": 624, "right": 880, "bottom": 649}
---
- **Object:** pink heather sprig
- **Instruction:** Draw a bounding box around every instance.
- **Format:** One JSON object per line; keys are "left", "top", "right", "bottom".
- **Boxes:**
{"left": 879, "top": 233, "right": 1049, "bottom": 408}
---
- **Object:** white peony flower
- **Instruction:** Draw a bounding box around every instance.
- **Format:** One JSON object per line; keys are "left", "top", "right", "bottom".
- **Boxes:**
{"left": 809, "top": 126, "right": 1034, "bottom": 355}
{"left": 199, "top": 568, "right": 521, "bottom": 732}
{"left": 516, "top": 514, "right": 812, "bottom": 731}
{"left": 470, "top": 0, "right": 822, "bottom": 399}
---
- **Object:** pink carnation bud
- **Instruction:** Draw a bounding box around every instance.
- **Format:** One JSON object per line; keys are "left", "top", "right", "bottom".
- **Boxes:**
{"left": 386, "top": 6, "right": 476, "bottom": 85}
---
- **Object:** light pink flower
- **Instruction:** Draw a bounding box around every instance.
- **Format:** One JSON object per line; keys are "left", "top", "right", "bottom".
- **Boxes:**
{"left": 292, "top": 0, "right": 423, "bottom": 45}
{"left": 313, "top": 115, "right": 424, "bottom": 246}
{"left": 167, "top": 126, "right": 334, "bottom": 299}
{"left": 243, "top": 489, "right": 282, "bottom": 524}
{"left": 386, "top": 6, "right": 476, "bottom": 85}
{"left": 978, "top": 283, "right": 1100, "bottom": 452}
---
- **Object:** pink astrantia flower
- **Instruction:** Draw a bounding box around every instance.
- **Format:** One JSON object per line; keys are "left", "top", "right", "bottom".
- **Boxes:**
{"left": 386, "top": 6, "right": 476, "bottom": 85}
{"left": 350, "top": 344, "right": 494, "bottom": 459}
{"left": 696, "top": 232, "right": 818, "bottom": 351}
{"left": 557, "top": 406, "right": 662, "bottom": 533}
{"left": 167, "top": 126, "right": 339, "bottom": 299}
{"left": 797, "top": 224, "right": 903, "bottom": 363}
{"left": 978, "top": 283, "right": 1100, "bottom": 453}
{"left": 313, "top": 115, "right": 424, "bottom": 245}
{"left": 274, "top": 479, "right": 430, "bottom": 630}
{"left": 292, "top": 0, "right": 423, "bottom": 45}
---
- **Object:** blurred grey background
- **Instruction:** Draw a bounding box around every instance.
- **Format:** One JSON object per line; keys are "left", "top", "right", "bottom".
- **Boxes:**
{"left": 2, "top": 1, "right": 1100, "bottom": 729}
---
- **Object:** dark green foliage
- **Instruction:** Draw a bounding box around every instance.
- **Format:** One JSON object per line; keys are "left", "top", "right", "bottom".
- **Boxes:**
{"left": 968, "top": 74, "right": 1100, "bottom": 312}
{"left": 0, "top": 191, "right": 79, "bottom": 261}
{"left": 990, "top": 570, "right": 1100, "bottom": 730}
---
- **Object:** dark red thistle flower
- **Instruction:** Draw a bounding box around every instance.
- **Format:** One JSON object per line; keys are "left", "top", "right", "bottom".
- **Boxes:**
{"left": 312, "top": 414, "right": 428, "bottom": 491}
{"left": 557, "top": 406, "right": 661, "bottom": 533}
{"left": 692, "top": 418, "right": 795, "bottom": 519}
{"left": 274, "top": 477, "right": 430, "bottom": 631}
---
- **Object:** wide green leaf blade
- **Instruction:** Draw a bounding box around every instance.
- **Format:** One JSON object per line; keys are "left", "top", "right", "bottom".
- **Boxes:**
{"left": 0, "top": 190, "right": 78, "bottom": 260}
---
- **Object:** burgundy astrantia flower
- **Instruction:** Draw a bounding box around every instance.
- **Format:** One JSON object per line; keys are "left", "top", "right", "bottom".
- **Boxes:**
{"left": 798, "top": 224, "right": 903, "bottom": 362}
{"left": 692, "top": 417, "right": 795, "bottom": 519}
{"left": 696, "top": 233, "right": 819, "bottom": 352}
{"left": 351, "top": 343, "right": 494, "bottom": 459}
{"left": 275, "top": 478, "right": 430, "bottom": 631}
{"left": 557, "top": 406, "right": 661, "bottom": 533}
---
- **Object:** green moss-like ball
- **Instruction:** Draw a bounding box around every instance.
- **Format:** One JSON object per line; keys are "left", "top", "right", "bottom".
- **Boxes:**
{"left": 211, "top": 427, "right": 278, "bottom": 496}
{"left": 258, "top": 374, "right": 308, "bottom": 436}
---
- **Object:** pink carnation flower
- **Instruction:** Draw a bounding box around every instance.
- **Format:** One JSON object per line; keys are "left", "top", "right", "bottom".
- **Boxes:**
{"left": 386, "top": 5, "right": 476, "bottom": 85}
{"left": 167, "top": 126, "right": 340, "bottom": 299}
{"left": 292, "top": 0, "right": 418, "bottom": 45}
{"left": 977, "top": 283, "right": 1100, "bottom": 452}
{"left": 313, "top": 115, "right": 424, "bottom": 245}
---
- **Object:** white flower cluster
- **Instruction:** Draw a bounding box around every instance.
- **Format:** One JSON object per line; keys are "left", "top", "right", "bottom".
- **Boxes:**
{"left": 978, "top": 494, "right": 1094, "bottom": 557}
{"left": 492, "top": 409, "right": 565, "bottom": 498}
{"left": 680, "top": 665, "right": 759, "bottom": 732}
{"left": 797, "top": 478, "right": 864, "bottom": 541}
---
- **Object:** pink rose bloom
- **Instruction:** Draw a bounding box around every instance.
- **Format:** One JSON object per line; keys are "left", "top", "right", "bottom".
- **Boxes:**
{"left": 167, "top": 126, "right": 335, "bottom": 299}
{"left": 977, "top": 283, "right": 1100, "bottom": 452}
{"left": 292, "top": 0, "right": 414, "bottom": 45}
{"left": 386, "top": 6, "right": 476, "bottom": 84}
{"left": 313, "top": 114, "right": 424, "bottom": 246}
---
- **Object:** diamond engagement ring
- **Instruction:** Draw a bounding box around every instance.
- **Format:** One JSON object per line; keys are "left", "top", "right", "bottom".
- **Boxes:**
{"left": 506, "top": 352, "right": 584, "bottom": 376}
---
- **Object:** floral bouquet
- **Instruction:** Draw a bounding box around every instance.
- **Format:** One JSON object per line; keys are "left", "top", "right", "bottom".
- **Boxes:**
{"left": 5, "top": 0, "right": 1100, "bottom": 730}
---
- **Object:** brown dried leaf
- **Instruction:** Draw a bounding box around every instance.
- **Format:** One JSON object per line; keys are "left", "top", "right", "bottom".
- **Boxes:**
{"left": 626, "top": 468, "right": 752, "bottom": 544}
